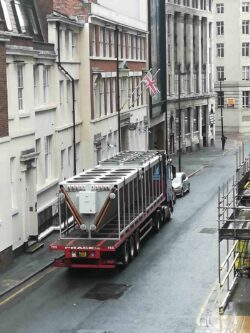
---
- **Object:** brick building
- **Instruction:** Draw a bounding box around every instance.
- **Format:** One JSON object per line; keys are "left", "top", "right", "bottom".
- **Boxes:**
{"left": 52, "top": 0, "right": 148, "bottom": 168}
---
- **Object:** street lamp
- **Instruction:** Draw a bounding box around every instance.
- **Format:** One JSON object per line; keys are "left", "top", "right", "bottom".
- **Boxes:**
{"left": 209, "top": 104, "right": 215, "bottom": 145}
{"left": 170, "top": 112, "right": 174, "bottom": 155}
{"left": 115, "top": 25, "right": 121, "bottom": 152}
{"left": 177, "top": 64, "right": 186, "bottom": 172}
{"left": 219, "top": 77, "right": 226, "bottom": 150}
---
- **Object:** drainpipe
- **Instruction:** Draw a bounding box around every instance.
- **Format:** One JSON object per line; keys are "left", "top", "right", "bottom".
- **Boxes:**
{"left": 56, "top": 21, "right": 77, "bottom": 176}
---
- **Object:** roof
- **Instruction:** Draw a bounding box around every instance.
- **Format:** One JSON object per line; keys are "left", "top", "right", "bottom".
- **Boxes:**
{"left": 60, "top": 151, "right": 164, "bottom": 190}
{"left": 47, "top": 11, "right": 85, "bottom": 27}
{"left": 0, "top": 0, "right": 44, "bottom": 41}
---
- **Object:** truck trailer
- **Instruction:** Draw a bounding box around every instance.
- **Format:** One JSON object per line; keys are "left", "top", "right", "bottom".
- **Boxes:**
{"left": 49, "top": 150, "right": 174, "bottom": 269}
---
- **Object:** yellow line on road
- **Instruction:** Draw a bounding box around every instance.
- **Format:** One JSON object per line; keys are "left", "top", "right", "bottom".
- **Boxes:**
{"left": 0, "top": 267, "right": 56, "bottom": 306}
{"left": 196, "top": 279, "right": 218, "bottom": 327}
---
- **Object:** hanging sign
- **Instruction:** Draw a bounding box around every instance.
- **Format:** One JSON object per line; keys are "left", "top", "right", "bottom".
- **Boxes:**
{"left": 227, "top": 98, "right": 235, "bottom": 108}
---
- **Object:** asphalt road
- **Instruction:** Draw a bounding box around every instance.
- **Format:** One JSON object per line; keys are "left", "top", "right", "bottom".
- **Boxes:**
{"left": 0, "top": 149, "right": 240, "bottom": 333}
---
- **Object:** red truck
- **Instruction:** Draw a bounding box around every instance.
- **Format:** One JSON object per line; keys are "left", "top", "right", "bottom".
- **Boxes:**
{"left": 49, "top": 150, "right": 175, "bottom": 269}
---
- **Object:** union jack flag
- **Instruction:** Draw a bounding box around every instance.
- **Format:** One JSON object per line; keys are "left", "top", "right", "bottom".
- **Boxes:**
{"left": 142, "top": 71, "right": 160, "bottom": 96}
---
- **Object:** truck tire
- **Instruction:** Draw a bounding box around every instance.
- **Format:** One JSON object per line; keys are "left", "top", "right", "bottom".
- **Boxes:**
{"left": 165, "top": 206, "right": 171, "bottom": 222}
{"left": 161, "top": 206, "right": 170, "bottom": 223}
{"left": 152, "top": 211, "right": 161, "bottom": 232}
{"left": 172, "top": 188, "right": 176, "bottom": 204}
{"left": 134, "top": 229, "right": 140, "bottom": 255}
{"left": 129, "top": 236, "right": 135, "bottom": 260}
{"left": 118, "top": 240, "right": 130, "bottom": 266}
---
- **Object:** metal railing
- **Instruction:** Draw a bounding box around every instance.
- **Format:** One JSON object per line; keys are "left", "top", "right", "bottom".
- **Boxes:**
{"left": 218, "top": 144, "right": 250, "bottom": 313}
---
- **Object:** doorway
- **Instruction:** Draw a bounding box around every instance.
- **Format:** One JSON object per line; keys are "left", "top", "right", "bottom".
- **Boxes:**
{"left": 202, "top": 106, "right": 207, "bottom": 147}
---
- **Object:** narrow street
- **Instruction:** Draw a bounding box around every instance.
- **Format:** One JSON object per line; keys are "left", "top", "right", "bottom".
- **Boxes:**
{"left": 0, "top": 143, "right": 241, "bottom": 333}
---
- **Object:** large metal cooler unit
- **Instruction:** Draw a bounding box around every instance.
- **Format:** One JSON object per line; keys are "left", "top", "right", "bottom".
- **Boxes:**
{"left": 50, "top": 151, "right": 170, "bottom": 268}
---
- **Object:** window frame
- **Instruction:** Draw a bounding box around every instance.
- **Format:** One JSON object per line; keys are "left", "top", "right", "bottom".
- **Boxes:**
{"left": 216, "top": 21, "right": 224, "bottom": 36}
{"left": 10, "top": 157, "right": 17, "bottom": 209}
{"left": 17, "top": 63, "right": 24, "bottom": 111}
{"left": 242, "top": 91, "right": 250, "bottom": 107}
{"left": 242, "top": 66, "right": 250, "bottom": 80}
{"left": 43, "top": 65, "right": 49, "bottom": 104}
{"left": 242, "top": 42, "right": 250, "bottom": 56}
{"left": 216, "top": 66, "right": 224, "bottom": 81}
{"left": 216, "top": 3, "right": 224, "bottom": 13}
{"left": 242, "top": 20, "right": 250, "bottom": 34}
{"left": 14, "top": 0, "right": 26, "bottom": 33}
{"left": 26, "top": 4, "right": 38, "bottom": 35}
{"left": 45, "top": 135, "right": 52, "bottom": 180}
{"left": 217, "top": 91, "right": 224, "bottom": 108}
{"left": 0, "top": 0, "right": 12, "bottom": 31}
{"left": 216, "top": 43, "right": 224, "bottom": 57}
{"left": 242, "top": 2, "right": 250, "bottom": 12}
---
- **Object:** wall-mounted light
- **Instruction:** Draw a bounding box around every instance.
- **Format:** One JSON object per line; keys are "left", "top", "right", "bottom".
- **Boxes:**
{"left": 107, "top": 141, "right": 117, "bottom": 149}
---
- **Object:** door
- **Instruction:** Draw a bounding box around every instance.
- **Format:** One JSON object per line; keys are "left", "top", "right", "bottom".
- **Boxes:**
{"left": 25, "top": 165, "right": 38, "bottom": 238}
{"left": 202, "top": 106, "right": 207, "bottom": 147}
{"left": 121, "top": 126, "right": 129, "bottom": 151}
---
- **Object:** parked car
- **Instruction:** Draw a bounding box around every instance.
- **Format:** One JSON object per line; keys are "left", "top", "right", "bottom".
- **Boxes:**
{"left": 172, "top": 172, "right": 190, "bottom": 197}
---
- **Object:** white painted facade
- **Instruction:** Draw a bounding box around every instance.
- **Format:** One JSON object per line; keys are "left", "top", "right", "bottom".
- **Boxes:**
{"left": 97, "top": 0, "right": 147, "bottom": 22}
{"left": 0, "top": 13, "right": 84, "bottom": 264}
{"left": 166, "top": 0, "right": 215, "bottom": 152}
{"left": 1, "top": 47, "right": 57, "bottom": 253}
{"left": 36, "top": 16, "right": 83, "bottom": 238}
{"left": 0, "top": 135, "right": 12, "bottom": 257}
{"left": 214, "top": 0, "right": 250, "bottom": 133}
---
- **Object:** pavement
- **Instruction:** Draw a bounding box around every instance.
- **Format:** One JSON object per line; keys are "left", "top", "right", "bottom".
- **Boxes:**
{"left": 0, "top": 232, "right": 60, "bottom": 298}
{"left": 0, "top": 134, "right": 243, "bottom": 308}
{"left": 172, "top": 134, "right": 241, "bottom": 177}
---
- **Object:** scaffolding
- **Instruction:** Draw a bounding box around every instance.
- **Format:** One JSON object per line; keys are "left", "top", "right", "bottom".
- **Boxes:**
{"left": 218, "top": 144, "right": 250, "bottom": 314}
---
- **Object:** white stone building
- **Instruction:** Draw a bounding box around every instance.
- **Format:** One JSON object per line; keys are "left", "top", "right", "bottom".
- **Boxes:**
{"left": 0, "top": 1, "right": 84, "bottom": 269}
{"left": 214, "top": 0, "right": 250, "bottom": 133}
{"left": 166, "top": 0, "right": 215, "bottom": 153}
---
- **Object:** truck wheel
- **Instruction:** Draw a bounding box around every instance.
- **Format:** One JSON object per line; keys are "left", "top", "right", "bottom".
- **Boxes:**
{"left": 172, "top": 188, "right": 176, "bottom": 204}
{"left": 152, "top": 211, "right": 161, "bottom": 232}
{"left": 162, "top": 206, "right": 170, "bottom": 223}
{"left": 118, "top": 240, "right": 130, "bottom": 266}
{"left": 134, "top": 230, "right": 140, "bottom": 254}
{"left": 129, "top": 236, "right": 135, "bottom": 260}
{"left": 165, "top": 206, "right": 171, "bottom": 222}
{"left": 170, "top": 201, "right": 174, "bottom": 213}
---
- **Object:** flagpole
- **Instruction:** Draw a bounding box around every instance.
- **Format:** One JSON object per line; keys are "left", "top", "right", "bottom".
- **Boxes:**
{"left": 129, "top": 70, "right": 160, "bottom": 108}
{"left": 120, "top": 68, "right": 152, "bottom": 112}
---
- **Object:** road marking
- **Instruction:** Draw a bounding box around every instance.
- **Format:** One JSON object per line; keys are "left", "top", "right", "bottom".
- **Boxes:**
{"left": 0, "top": 267, "right": 56, "bottom": 306}
{"left": 196, "top": 279, "right": 218, "bottom": 328}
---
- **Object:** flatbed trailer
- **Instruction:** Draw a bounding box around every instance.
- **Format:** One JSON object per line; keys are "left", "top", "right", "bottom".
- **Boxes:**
{"left": 50, "top": 150, "right": 174, "bottom": 269}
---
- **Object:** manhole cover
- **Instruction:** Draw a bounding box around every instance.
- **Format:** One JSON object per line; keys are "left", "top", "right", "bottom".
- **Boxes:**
{"left": 200, "top": 227, "right": 217, "bottom": 234}
{"left": 83, "top": 283, "right": 130, "bottom": 301}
